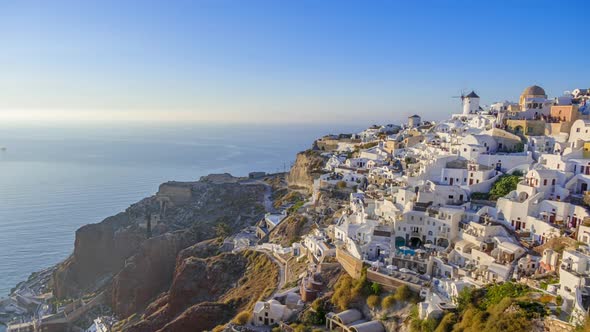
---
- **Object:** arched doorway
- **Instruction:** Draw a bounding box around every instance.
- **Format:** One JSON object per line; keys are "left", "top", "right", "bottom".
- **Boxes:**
{"left": 409, "top": 237, "right": 422, "bottom": 248}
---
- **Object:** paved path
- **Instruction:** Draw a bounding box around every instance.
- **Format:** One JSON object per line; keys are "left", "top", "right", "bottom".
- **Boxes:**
{"left": 241, "top": 179, "right": 277, "bottom": 213}
{"left": 254, "top": 249, "right": 286, "bottom": 299}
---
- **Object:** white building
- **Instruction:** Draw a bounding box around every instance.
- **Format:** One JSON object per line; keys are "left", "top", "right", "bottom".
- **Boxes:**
{"left": 558, "top": 246, "right": 590, "bottom": 325}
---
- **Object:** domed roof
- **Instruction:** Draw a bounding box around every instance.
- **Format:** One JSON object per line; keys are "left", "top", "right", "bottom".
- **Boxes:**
{"left": 522, "top": 85, "right": 546, "bottom": 97}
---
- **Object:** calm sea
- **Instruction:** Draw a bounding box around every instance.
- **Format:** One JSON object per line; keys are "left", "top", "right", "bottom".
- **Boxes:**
{"left": 0, "top": 123, "right": 361, "bottom": 302}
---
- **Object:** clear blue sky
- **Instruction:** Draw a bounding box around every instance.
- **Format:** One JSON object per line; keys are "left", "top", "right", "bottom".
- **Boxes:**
{"left": 0, "top": 0, "right": 589, "bottom": 125}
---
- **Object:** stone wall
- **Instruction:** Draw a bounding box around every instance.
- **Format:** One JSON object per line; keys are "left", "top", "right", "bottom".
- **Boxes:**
{"left": 336, "top": 248, "right": 363, "bottom": 279}
{"left": 366, "top": 269, "right": 422, "bottom": 293}
{"left": 157, "top": 182, "right": 192, "bottom": 205}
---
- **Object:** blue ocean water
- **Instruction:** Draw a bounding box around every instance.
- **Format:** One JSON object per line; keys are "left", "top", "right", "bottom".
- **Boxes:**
{"left": 0, "top": 123, "right": 360, "bottom": 301}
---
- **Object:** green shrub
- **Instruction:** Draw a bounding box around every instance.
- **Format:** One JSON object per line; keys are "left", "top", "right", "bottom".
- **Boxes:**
{"left": 489, "top": 174, "right": 522, "bottom": 200}
{"left": 410, "top": 317, "right": 440, "bottom": 332}
{"left": 367, "top": 294, "right": 380, "bottom": 309}
{"left": 434, "top": 313, "right": 456, "bottom": 332}
{"left": 516, "top": 301, "right": 547, "bottom": 318}
{"left": 449, "top": 285, "right": 537, "bottom": 332}
{"left": 330, "top": 269, "right": 370, "bottom": 310}
{"left": 302, "top": 299, "right": 328, "bottom": 325}
{"left": 288, "top": 200, "right": 305, "bottom": 214}
{"left": 232, "top": 311, "right": 251, "bottom": 325}
{"left": 382, "top": 294, "right": 396, "bottom": 309}
{"left": 394, "top": 285, "right": 413, "bottom": 302}
{"left": 482, "top": 282, "right": 529, "bottom": 309}
{"left": 370, "top": 282, "right": 382, "bottom": 295}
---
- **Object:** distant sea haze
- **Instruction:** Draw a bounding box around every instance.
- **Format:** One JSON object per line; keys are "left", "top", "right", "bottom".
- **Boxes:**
{"left": 0, "top": 123, "right": 362, "bottom": 299}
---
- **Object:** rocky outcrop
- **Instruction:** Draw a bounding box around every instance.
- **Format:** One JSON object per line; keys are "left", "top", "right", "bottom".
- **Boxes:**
{"left": 52, "top": 175, "right": 267, "bottom": 302}
{"left": 123, "top": 248, "right": 279, "bottom": 332}
{"left": 157, "top": 302, "right": 233, "bottom": 332}
{"left": 287, "top": 150, "right": 326, "bottom": 193}
{"left": 269, "top": 214, "right": 311, "bottom": 246}
{"left": 53, "top": 210, "right": 148, "bottom": 298}
{"left": 110, "top": 231, "right": 198, "bottom": 317}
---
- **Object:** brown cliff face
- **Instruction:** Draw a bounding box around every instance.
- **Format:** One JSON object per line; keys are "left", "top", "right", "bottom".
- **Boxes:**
{"left": 110, "top": 231, "right": 199, "bottom": 317}
{"left": 121, "top": 247, "right": 279, "bottom": 332}
{"left": 52, "top": 210, "right": 149, "bottom": 298}
{"left": 157, "top": 302, "right": 233, "bottom": 332}
{"left": 287, "top": 150, "right": 326, "bottom": 194}
{"left": 52, "top": 174, "right": 267, "bottom": 303}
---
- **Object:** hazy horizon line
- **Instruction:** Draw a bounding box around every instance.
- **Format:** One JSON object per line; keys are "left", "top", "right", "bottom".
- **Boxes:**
{"left": 0, "top": 109, "right": 428, "bottom": 127}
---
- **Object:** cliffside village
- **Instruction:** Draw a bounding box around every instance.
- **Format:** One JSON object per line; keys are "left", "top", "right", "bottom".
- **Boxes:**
{"left": 243, "top": 85, "right": 590, "bottom": 331}
{"left": 5, "top": 85, "right": 590, "bottom": 332}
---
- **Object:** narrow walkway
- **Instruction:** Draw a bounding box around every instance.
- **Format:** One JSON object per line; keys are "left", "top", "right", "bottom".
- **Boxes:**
{"left": 254, "top": 249, "right": 286, "bottom": 299}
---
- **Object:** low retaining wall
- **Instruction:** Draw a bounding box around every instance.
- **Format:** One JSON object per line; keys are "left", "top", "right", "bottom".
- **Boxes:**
{"left": 367, "top": 269, "right": 422, "bottom": 292}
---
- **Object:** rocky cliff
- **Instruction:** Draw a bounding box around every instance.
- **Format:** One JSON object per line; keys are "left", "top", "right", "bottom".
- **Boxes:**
{"left": 52, "top": 174, "right": 267, "bottom": 308}
{"left": 286, "top": 150, "right": 326, "bottom": 193}
{"left": 118, "top": 244, "right": 278, "bottom": 332}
